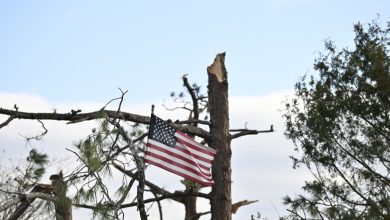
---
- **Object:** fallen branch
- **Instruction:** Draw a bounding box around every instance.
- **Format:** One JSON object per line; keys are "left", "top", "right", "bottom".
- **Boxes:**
{"left": 0, "top": 192, "right": 56, "bottom": 213}
{"left": 7, "top": 184, "right": 53, "bottom": 220}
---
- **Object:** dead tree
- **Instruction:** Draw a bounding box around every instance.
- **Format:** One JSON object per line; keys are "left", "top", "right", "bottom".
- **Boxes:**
{"left": 0, "top": 172, "right": 72, "bottom": 220}
{"left": 0, "top": 53, "right": 273, "bottom": 219}
{"left": 50, "top": 171, "right": 72, "bottom": 220}
{"left": 6, "top": 183, "right": 53, "bottom": 220}
{"left": 207, "top": 53, "right": 232, "bottom": 220}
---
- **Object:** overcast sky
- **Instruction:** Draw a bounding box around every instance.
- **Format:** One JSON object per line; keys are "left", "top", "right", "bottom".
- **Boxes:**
{"left": 1, "top": 1, "right": 389, "bottom": 219}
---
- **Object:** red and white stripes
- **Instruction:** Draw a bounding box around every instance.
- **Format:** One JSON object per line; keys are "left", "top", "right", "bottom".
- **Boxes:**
{"left": 145, "top": 130, "right": 216, "bottom": 186}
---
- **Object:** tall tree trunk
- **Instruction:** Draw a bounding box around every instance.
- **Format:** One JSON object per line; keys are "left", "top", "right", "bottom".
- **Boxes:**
{"left": 207, "top": 53, "right": 232, "bottom": 220}
{"left": 184, "top": 194, "right": 197, "bottom": 220}
{"left": 54, "top": 198, "right": 72, "bottom": 220}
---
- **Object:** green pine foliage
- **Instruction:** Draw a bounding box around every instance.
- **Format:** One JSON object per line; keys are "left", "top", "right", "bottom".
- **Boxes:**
{"left": 16, "top": 148, "right": 48, "bottom": 190}
{"left": 0, "top": 148, "right": 51, "bottom": 219}
{"left": 283, "top": 19, "right": 390, "bottom": 219}
{"left": 70, "top": 117, "right": 147, "bottom": 219}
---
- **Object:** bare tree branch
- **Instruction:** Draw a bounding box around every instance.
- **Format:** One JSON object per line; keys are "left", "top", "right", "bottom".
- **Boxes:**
{"left": 196, "top": 211, "right": 211, "bottom": 219}
{"left": 231, "top": 200, "right": 258, "bottom": 214}
{"left": 0, "top": 108, "right": 211, "bottom": 140}
{"left": 173, "top": 119, "right": 210, "bottom": 126}
{"left": 182, "top": 75, "right": 200, "bottom": 126}
{"left": 0, "top": 116, "right": 14, "bottom": 129}
{"left": 101, "top": 89, "right": 128, "bottom": 111}
{"left": 0, "top": 104, "right": 19, "bottom": 129}
{"left": 21, "top": 119, "right": 48, "bottom": 142}
{"left": 230, "top": 125, "right": 274, "bottom": 140}
{"left": 150, "top": 191, "right": 163, "bottom": 220}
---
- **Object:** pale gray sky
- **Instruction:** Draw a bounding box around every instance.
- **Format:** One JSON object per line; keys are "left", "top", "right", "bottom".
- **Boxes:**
{"left": 0, "top": 1, "right": 389, "bottom": 219}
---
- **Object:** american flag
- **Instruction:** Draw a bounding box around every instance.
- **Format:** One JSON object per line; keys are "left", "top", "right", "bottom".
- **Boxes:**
{"left": 145, "top": 114, "right": 216, "bottom": 186}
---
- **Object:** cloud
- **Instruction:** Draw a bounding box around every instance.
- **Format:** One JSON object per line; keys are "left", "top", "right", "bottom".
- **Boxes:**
{"left": 229, "top": 91, "right": 311, "bottom": 219}
{"left": 0, "top": 91, "right": 310, "bottom": 219}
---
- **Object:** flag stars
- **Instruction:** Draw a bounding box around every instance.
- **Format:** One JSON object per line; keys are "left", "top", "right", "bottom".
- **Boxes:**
{"left": 150, "top": 116, "right": 177, "bottom": 147}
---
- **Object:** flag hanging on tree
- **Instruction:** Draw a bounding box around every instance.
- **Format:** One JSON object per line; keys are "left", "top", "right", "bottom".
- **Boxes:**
{"left": 145, "top": 114, "right": 216, "bottom": 186}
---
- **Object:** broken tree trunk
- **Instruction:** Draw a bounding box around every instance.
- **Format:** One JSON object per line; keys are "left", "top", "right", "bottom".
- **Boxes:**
{"left": 7, "top": 184, "right": 52, "bottom": 220}
{"left": 50, "top": 172, "right": 72, "bottom": 220}
{"left": 6, "top": 172, "right": 72, "bottom": 220}
{"left": 207, "top": 53, "right": 232, "bottom": 220}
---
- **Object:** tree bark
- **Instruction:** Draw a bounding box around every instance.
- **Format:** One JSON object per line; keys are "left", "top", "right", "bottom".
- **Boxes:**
{"left": 0, "top": 109, "right": 210, "bottom": 140}
{"left": 54, "top": 199, "right": 72, "bottom": 220}
{"left": 184, "top": 195, "right": 197, "bottom": 220}
{"left": 50, "top": 172, "right": 72, "bottom": 220}
{"left": 207, "top": 53, "right": 232, "bottom": 220}
{"left": 7, "top": 184, "right": 51, "bottom": 220}
{"left": 4, "top": 182, "right": 72, "bottom": 220}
